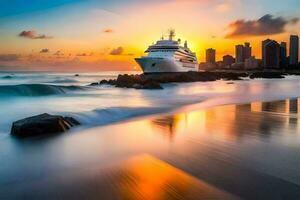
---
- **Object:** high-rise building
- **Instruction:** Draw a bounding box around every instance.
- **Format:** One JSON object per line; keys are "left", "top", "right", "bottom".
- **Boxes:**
{"left": 262, "top": 39, "right": 272, "bottom": 62}
{"left": 223, "top": 55, "right": 235, "bottom": 67}
{"left": 235, "top": 45, "right": 244, "bottom": 63}
{"left": 206, "top": 48, "right": 216, "bottom": 64}
{"left": 235, "top": 43, "right": 252, "bottom": 63}
{"left": 290, "top": 35, "right": 299, "bottom": 65}
{"left": 262, "top": 39, "right": 280, "bottom": 68}
{"left": 244, "top": 42, "right": 252, "bottom": 60}
{"left": 280, "top": 42, "right": 287, "bottom": 68}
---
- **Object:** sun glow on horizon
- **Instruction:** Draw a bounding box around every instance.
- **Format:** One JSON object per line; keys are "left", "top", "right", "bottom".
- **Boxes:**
{"left": 0, "top": 0, "right": 299, "bottom": 71}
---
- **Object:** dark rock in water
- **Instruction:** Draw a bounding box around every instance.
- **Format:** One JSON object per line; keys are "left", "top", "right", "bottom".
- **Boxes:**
{"left": 89, "top": 82, "right": 100, "bottom": 86}
{"left": 114, "top": 74, "right": 162, "bottom": 89}
{"left": 100, "top": 79, "right": 108, "bottom": 84}
{"left": 96, "top": 71, "right": 250, "bottom": 90}
{"left": 249, "top": 72, "right": 285, "bottom": 79}
{"left": 11, "top": 113, "right": 80, "bottom": 138}
{"left": 64, "top": 117, "right": 81, "bottom": 126}
{"left": 142, "top": 81, "right": 163, "bottom": 89}
{"left": 108, "top": 79, "right": 117, "bottom": 85}
{"left": 74, "top": 74, "right": 80, "bottom": 77}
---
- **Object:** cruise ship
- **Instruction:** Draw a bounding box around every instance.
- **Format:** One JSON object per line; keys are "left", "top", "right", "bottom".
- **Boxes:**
{"left": 135, "top": 30, "right": 198, "bottom": 73}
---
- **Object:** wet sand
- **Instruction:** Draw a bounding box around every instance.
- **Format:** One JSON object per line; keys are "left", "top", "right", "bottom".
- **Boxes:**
{"left": 1, "top": 98, "right": 300, "bottom": 199}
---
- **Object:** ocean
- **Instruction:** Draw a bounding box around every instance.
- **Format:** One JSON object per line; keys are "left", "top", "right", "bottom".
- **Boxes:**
{"left": 2, "top": 71, "right": 300, "bottom": 199}
{"left": 1, "top": 71, "right": 300, "bottom": 135}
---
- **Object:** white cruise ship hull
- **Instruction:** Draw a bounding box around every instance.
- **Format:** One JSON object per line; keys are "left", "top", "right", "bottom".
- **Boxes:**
{"left": 135, "top": 57, "right": 198, "bottom": 73}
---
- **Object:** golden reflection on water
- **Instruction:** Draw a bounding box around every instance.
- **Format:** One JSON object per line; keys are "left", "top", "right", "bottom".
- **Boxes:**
{"left": 4, "top": 99, "right": 300, "bottom": 199}
{"left": 251, "top": 98, "right": 300, "bottom": 114}
{"left": 147, "top": 98, "right": 300, "bottom": 142}
{"left": 115, "top": 155, "right": 236, "bottom": 200}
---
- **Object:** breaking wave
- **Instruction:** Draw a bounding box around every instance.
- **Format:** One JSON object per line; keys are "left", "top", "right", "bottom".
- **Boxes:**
{"left": 0, "top": 84, "right": 87, "bottom": 96}
{"left": 71, "top": 106, "right": 173, "bottom": 126}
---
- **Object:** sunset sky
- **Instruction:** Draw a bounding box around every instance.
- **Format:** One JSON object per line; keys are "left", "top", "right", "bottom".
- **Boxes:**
{"left": 0, "top": 0, "right": 299, "bottom": 71}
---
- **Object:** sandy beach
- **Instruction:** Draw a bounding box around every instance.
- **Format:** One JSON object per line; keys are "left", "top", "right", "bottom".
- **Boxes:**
{"left": 1, "top": 98, "right": 300, "bottom": 199}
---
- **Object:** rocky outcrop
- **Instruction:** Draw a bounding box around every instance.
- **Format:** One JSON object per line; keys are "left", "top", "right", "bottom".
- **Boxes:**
{"left": 249, "top": 72, "right": 286, "bottom": 79}
{"left": 92, "top": 71, "right": 293, "bottom": 90}
{"left": 11, "top": 113, "right": 80, "bottom": 138}
{"left": 97, "top": 72, "right": 248, "bottom": 89}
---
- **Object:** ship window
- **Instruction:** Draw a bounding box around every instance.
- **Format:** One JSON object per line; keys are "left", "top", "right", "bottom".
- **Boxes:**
{"left": 152, "top": 63, "right": 156, "bottom": 67}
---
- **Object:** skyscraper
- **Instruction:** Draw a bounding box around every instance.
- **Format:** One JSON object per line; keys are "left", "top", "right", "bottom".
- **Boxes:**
{"left": 262, "top": 39, "right": 272, "bottom": 62}
{"left": 206, "top": 48, "right": 216, "bottom": 64}
{"left": 280, "top": 42, "right": 287, "bottom": 68}
{"left": 235, "top": 42, "right": 252, "bottom": 63}
{"left": 243, "top": 42, "right": 252, "bottom": 60}
{"left": 262, "top": 39, "right": 280, "bottom": 68}
{"left": 290, "top": 35, "right": 299, "bottom": 65}
{"left": 235, "top": 45, "right": 244, "bottom": 63}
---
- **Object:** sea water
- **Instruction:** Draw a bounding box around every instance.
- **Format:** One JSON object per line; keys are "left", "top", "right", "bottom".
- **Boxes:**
{"left": 1, "top": 71, "right": 300, "bottom": 135}
{"left": 2, "top": 71, "right": 300, "bottom": 199}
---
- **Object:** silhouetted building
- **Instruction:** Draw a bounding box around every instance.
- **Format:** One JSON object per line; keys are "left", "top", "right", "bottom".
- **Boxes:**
{"left": 262, "top": 39, "right": 272, "bottom": 62}
{"left": 280, "top": 42, "right": 288, "bottom": 68}
{"left": 262, "top": 39, "right": 280, "bottom": 68}
{"left": 206, "top": 48, "right": 216, "bottom": 64}
{"left": 290, "top": 35, "right": 299, "bottom": 65}
{"left": 222, "top": 55, "right": 235, "bottom": 68}
{"left": 235, "top": 45, "right": 244, "bottom": 63}
{"left": 235, "top": 43, "right": 252, "bottom": 63}
{"left": 244, "top": 42, "right": 252, "bottom": 60}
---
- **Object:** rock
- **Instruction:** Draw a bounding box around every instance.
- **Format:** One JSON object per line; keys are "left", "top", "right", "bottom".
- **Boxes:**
{"left": 249, "top": 72, "right": 285, "bottom": 79}
{"left": 11, "top": 113, "right": 80, "bottom": 138}
{"left": 115, "top": 74, "right": 136, "bottom": 88}
{"left": 100, "top": 80, "right": 108, "bottom": 84}
{"left": 89, "top": 82, "right": 100, "bottom": 86}
{"left": 64, "top": 117, "right": 81, "bottom": 126}
{"left": 74, "top": 74, "right": 80, "bottom": 77}
{"left": 142, "top": 81, "right": 163, "bottom": 89}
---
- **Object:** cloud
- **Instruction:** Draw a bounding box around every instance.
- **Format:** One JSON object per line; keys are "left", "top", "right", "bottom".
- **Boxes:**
{"left": 0, "top": 54, "right": 19, "bottom": 61}
{"left": 110, "top": 47, "right": 124, "bottom": 55}
{"left": 103, "top": 28, "right": 113, "bottom": 33}
{"left": 40, "top": 48, "right": 50, "bottom": 53}
{"left": 19, "top": 30, "right": 52, "bottom": 39}
{"left": 226, "top": 14, "right": 299, "bottom": 38}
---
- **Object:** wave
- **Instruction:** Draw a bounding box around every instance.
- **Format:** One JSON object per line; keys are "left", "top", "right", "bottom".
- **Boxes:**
{"left": 0, "top": 84, "right": 87, "bottom": 97}
{"left": 71, "top": 106, "right": 173, "bottom": 126}
{"left": 1, "top": 75, "right": 14, "bottom": 79}
{"left": 47, "top": 78, "right": 79, "bottom": 84}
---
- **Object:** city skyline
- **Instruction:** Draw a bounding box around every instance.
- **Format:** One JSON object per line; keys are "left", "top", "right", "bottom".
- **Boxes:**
{"left": 0, "top": 0, "right": 300, "bottom": 71}
{"left": 202, "top": 34, "right": 299, "bottom": 70}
